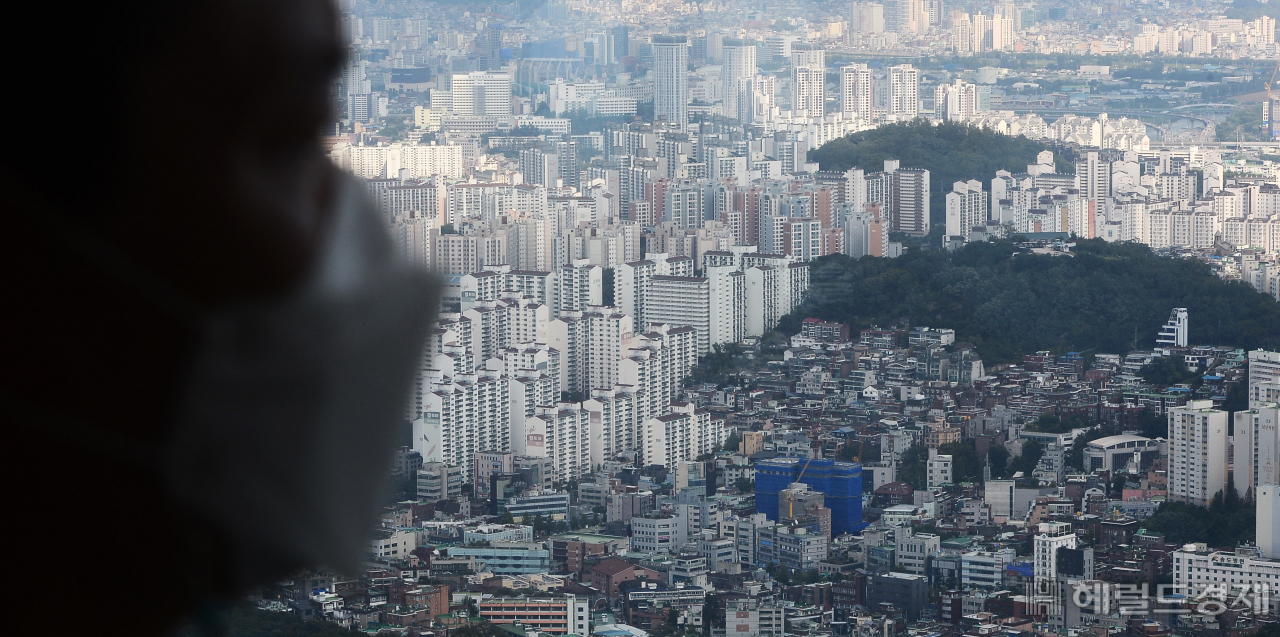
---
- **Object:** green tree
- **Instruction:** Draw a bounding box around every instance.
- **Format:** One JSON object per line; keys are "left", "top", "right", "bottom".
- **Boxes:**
{"left": 772, "top": 239, "right": 1280, "bottom": 364}
{"left": 936, "top": 441, "right": 983, "bottom": 483}
{"left": 1139, "top": 356, "right": 1199, "bottom": 386}
{"left": 735, "top": 478, "right": 755, "bottom": 493}
{"left": 987, "top": 444, "right": 1010, "bottom": 477}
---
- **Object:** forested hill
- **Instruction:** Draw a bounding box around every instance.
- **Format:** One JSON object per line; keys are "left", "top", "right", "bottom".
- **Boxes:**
{"left": 807, "top": 121, "right": 1074, "bottom": 231}
{"left": 776, "top": 239, "right": 1280, "bottom": 364}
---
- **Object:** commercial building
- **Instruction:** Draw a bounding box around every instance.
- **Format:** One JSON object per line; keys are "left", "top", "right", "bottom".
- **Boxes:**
{"left": 478, "top": 594, "right": 590, "bottom": 634}
{"left": 451, "top": 72, "right": 513, "bottom": 116}
{"left": 501, "top": 491, "right": 571, "bottom": 522}
{"left": 632, "top": 514, "right": 687, "bottom": 553}
{"left": 1082, "top": 434, "right": 1159, "bottom": 472}
{"left": 451, "top": 542, "right": 553, "bottom": 575}
{"left": 1173, "top": 544, "right": 1280, "bottom": 596}
{"left": 865, "top": 572, "right": 928, "bottom": 621}
{"left": 416, "top": 462, "right": 465, "bottom": 502}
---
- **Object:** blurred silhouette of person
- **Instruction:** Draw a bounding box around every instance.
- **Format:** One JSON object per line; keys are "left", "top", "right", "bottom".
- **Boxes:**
{"left": 0, "top": 1, "right": 439, "bottom": 632}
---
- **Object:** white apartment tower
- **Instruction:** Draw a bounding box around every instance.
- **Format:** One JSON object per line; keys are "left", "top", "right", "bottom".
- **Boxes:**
{"left": 792, "top": 66, "right": 826, "bottom": 118}
{"left": 927, "top": 448, "right": 953, "bottom": 488}
{"left": 1235, "top": 405, "right": 1280, "bottom": 499}
{"left": 1260, "top": 485, "right": 1280, "bottom": 559}
{"left": 841, "top": 64, "right": 873, "bottom": 121}
{"left": 946, "top": 180, "right": 988, "bottom": 241}
{"left": 1168, "top": 400, "right": 1228, "bottom": 506}
{"left": 652, "top": 35, "right": 689, "bottom": 130}
{"left": 893, "top": 168, "right": 930, "bottom": 236}
{"left": 888, "top": 64, "right": 919, "bottom": 117}
{"left": 721, "top": 38, "right": 757, "bottom": 122}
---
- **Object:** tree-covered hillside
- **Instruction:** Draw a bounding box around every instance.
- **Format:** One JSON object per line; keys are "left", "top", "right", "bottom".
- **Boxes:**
{"left": 777, "top": 239, "right": 1280, "bottom": 364}
{"left": 807, "top": 121, "right": 1074, "bottom": 235}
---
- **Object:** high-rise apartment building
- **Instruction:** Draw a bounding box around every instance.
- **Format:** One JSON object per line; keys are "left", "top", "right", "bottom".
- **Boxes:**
{"left": 1235, "top": 405, "right": 1280, "bottom": 499}
{"left": 893, "top": 167, "right": 930, "bottom": 236}
{"left": 652, "top": 35, "right": 689, "bottom": 130}
{"left": 946, "top": 179, "right": 988, "bottom": 241}
{"left": 1168, "top": 400, "right": 1228, "bottom": 506}
{"left": 721, "top": 38, "right": 757, "bottom": 122}
{"left": 841, "top": 64, "right": 873, "bottom": 120}
{"left": 888, "top": 64, "right": 919, "bottom": 117}
{"left": 792, "top": 66, "right": 826, "bottom": 117}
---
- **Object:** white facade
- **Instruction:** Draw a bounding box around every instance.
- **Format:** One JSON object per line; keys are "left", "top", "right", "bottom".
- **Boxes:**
{"left": 1168, "top": 400, "right": 1228, "bottom": 506}
{"left": 1259, "top": 485, "right": 1280, "bottom": 559}
{"left": 1174, "top": 546, "right": 1280, "bottom": 596}
{"left": 451, "top": 72, "right": 513, "bottom": 116}
{"left": 632, "top": 515, "right": 686, "bottom": 553}
{"left": 641, "top": 402, "right": 728, "bottom": 468}
{"left": 1235, "top": 405, "right": 1280, "bottom": 497}
{"left": 652, "top": 35, "right": 689, "bottom": 129}
{"left": 927, "top": 450, "right": 953, "bottom": 488}
{"left": 945, "top": 179, "right": 988, "bottom": 241}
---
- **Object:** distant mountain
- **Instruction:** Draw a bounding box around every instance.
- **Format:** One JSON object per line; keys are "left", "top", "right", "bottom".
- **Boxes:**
{"left": 777, "top": 239, "right": 1280, "bottom": 364}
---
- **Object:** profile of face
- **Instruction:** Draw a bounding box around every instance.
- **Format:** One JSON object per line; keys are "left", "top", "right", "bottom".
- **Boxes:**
{"left": 112, "top": 0, "right": 347, "bottom": 305}
{"left": 1, "top": 2, "right": 436, "bottom": 633}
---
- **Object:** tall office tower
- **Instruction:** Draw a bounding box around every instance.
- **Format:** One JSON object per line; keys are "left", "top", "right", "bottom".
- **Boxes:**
{"left": 1074, "top": 151, "right": 1109, "bottom": 219}
{"left": 790, "top": 42, "right": 826, "bottom": 69}
{"left": 652, "top": 35, "right": 689, "bottom": 130}
{"left": 1260, "top": 486, "right": 1280, "bottom": 558}
{"left": 923, "top": 0, "right": 943, "bottom": 27}
{"left": 945, "top": 180, "right": 988, "bottom": 241}
{"left": 451, "top": 71, "right": 514, "bottom": 116}
{"left": 884, "top": 0, "right": 926, "bottom": 32}
{"left": 852, "top": 2, "right": 886, "bottom": 33}
{"left": 893, "top": 168, "right": 930, "bottom": 236}
{"left": 888, "top": 64, "right": 919, "bottom": 117}
{"left": 755, "top": 458, "right": 865, "bottom": 536}
{"left": 1156, "top": 308, "right": 1188, "bottom": 348}
{"left": 990, "top": 15, "right": 1015, "bottom": 51}
{"left": 1033, "top": 522, "right": 1076, "bottom": 624}
{"left": 792, "top": 66, "right": 826, "bottom": 117}
{"left": 609, "top": 26, "right": 630, "bottom": 63}
{"left": 841, "top": 64, "right": 873, "bottom": 119}
{"left": 482, "top": 22, "right": 504, "bottom": 70}
{"left": 1168, "top": 400, "right": 1229, "bottom": 507}
{"left": 721, "top": 38, "right": 757, "bottom": 122}
{"left": 1235, "top": 405, "right": 1280, "bottom": 500}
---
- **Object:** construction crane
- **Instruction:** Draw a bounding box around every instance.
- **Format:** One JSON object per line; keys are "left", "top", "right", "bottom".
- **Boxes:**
{"left": 788, "top": 456, "right": 815, "bottom": 519}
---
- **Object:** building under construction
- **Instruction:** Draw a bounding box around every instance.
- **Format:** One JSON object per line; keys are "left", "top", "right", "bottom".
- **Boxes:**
{"left": 756, "top": 458, "right": 866, "bottom": 536}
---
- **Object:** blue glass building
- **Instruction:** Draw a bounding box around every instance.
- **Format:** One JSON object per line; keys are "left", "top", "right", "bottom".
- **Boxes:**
{"left": 755, "top": 458, "right": 866, "bottom": 536}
